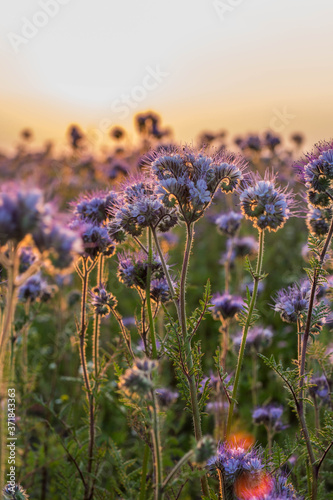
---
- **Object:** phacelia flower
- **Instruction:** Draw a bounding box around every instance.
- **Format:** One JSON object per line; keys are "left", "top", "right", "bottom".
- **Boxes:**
{"left": 239, "top": 172, "right": 293, "bottom": 232}
{"left": 117, "top": 252, "right": 171, "bottom": 294}
{"left": 3, "top": 483, "right": 29, "bottom": 500}
{"left": 306, "top": 207, "right": 332, "bottom": 236}
{"left": 272, "top": 282, "right": 310, "bottom": 323}
{"left": 0, "top": 184, "right": 44, "bottom": 245}
{"left": 309, "top": 375, "right": 330, "bottom": 402}
{"left": 265, "top": 131, "right": 281, "bottom": 151}
{"left": 215, "top": 211, "right": 243, "bottom": 237}
{"left": 33, "top": 220, "right": 83, "bottom": 269}
{"left": 252, "top": 404, "right": 288, "bottom": 432}
{"left": 155, "top": 388, "right": 179, "bottom": 407}
{"left": 19, "top": 247, "right": 37, "bottom": 273}
{"left": 233, "top": 326, "right": 273, "bottom": 352}
{"left": 150, "top": 278, "right": 172, "bottom": 303}
{"left": 108, "top": 176, "right": 178, "bottom": 239}
{"left": 303, "top": 147, "right": 333, "bottom": 195}
{"left": 208, "top": 442, "right": 265, "bottom": 492}
{"left": 18, "top": 273, "right": 55, "bottom": 303}
{"left": 72, "top": 190, "right": 118, "bottom": 224}
{"left": 211, "top": 293, "right": 244, "bottom": 320}
{"left": 146, "top": 145, "right": 245, "bottom": 224}
{"left": 89, "top": 283, "right": 117, "bottom": 317}
{"left": 118, "top": 358, "right": 157, "bottom": 398}
{"left": 73, "top": 222, "right": 115, "bottom": 259}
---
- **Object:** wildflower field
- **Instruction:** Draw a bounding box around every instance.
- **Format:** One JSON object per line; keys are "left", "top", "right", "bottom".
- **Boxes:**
{"left": 0, "top": 121, "right": 332, "bottom": 500}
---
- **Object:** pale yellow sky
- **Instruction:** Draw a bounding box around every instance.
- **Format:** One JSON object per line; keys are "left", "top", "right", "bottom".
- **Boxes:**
{"left": 0, "top": 0, "right": 332, "bottom": 151}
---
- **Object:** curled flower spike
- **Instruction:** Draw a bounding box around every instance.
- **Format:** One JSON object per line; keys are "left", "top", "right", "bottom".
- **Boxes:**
{"left": 233, "top": 326, "right": 273, "bottom": 352}
{"left": 211, "top": 293, "right": 244, "bottom": 320}
{"left": 72, "top": 190, "right": 118, "bottom": 225}
{"left": 272, "top": 281, "right": 310, "bottom": 323}
{"left": 3, "top": 484, "right": 29, "bottom": 499}
{"left": 18, "top": 273, "right": 55, "bottom": 303}
{"left": 215, "top": 211, "right": 243, "bottom": 237}
{"left": 146, "top": 145, "right": 245, "bottom": 224}
{"left": 89, "top": 283, "right": 117, "bottom": 317}
{"left": 239, "top": 172, "right": 294, "bottom": 232}
{"left": 0, "top": 184, "right": 44, "bottom": 245}
{"left": 70, "top": 221, "right": 115, "bottom": 259}
{"left": 252, "top": 404, "right": 288, "bottom": 432}
{"left": 306, "top": 206, "right": 332, "bottom": 236}
{"left": 118, "top": 358, "right": 158, "bottom": 397}
{"left": 309, "top": 375, "right": 330, "bottom": 402}
{"left": 108, "top": 175, "right": 178, "bottom": 240}
{"left": 117, "top": 251, "right": 172, "bottom": 295}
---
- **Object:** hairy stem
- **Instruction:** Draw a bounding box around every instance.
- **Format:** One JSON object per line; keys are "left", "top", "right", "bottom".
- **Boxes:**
{"left": 152, "top": 390, "right": 163, "bottom": 500}
{"left": 179, "top": 223, "right": 210, "bottom": 498}
{"left": 226, "top": 229, "right": 265, "bottom": 437}
{"left": 93, "top": 254, "right": 104, "bottom": 381}
{"left": 77, "top": 257, "right": 95, "bottom": 500}
{"left": 298, "top": 218, "right": 333, "bottom": 499}
{"left": 146, "top": 228, "right": 158, "bottom": 358}
{"left": 139, "top": 443, "right": 150, "bottom": 500}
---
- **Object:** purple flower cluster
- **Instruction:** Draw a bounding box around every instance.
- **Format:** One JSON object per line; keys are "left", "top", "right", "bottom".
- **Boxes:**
{"left": 239, "top": 173, "right": 293, "bottom": 232}
{"left": 72, "top": 191, "right": 118, "bottom": 224}
{"left": 108, "top": 176, "right": 178, "bottom": 240}
{"left": 233, "top": 326, "right": 273, "bottom": 352}
{"left": 18, "top": 273, "right": 55, "bottom": 303}
{"left": 272, "top": 282, "right": 310, "bottom": 323}
{"left": 0, "top": 185, "right": 44, "bottom": 245}
{"left": 309, "top": 375, "right": 330, "bottom": 402}
{"left": 215, "top": 211, "right": 243, "bottom": 237}
{"left": 117, "top": 252, "right": 172, "bottom": 302}
{"left": 147, "top": 145, "right": 245, "bottom": 224}
{"left": 306, "top": 207, "right": 332, "bottom": 236}
{"left": 89, "top": 283, "right": 117, "bottom": 317}
{"left": 211, "top": 293, "right": 244, "bottom": 320}
{"left": 19, "top": 247, "right": 37, "bottom": 273}
{"left": 155, "top": 387, "right": 179, "bottom": 407}
{"left": 252, "top": 404, "right": 288, "bottom": 432}
{"left": 208, "top": 442, "right": 264, "bottom": 482}
{"left": 0, "top": 184, "right": 82, "bottom": 270}
{"left": 296, "top": 141, "right": 333, "bottom": 236}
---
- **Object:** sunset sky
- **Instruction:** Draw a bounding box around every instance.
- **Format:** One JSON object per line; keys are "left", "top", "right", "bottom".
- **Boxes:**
{"left": 1, "top": 0, "right": 332, "bottom": 151}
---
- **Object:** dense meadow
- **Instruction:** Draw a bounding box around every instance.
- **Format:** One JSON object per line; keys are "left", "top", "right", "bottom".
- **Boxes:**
{"left": 0, "top": 115, "right": 332, "bottom": 500}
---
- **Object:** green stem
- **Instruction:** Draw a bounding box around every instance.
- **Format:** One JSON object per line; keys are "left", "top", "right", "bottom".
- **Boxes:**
{"left": 139, "top": 443, "right": 150, "bottom": 500}
{"left": 77, "top": 257, "right": 95, "bottom": 500}
{"left": 93, "top": 254, "right": 104, "bottom": 381}
{"left": 251, "top": 350, "right": 258, "bottom": 408}
{"left": 179, "top": 223, "right": 210, "bottom": 498}
{"left": 151, "top": 228, "right": 177, "bottom": 309}
{"left": 161, "top": 449, "right": 194, "bottom": 492}
{"left": 152, "top": 390, "right": 163, "bottom": 500}
{"left": 146, "top": 228, "right": 157, "bottom": 358}
{"left": 226, "top": 229, "right": 265, "bottom": 437}
{"left": 298, "top": 218, "right": 333, "bottom": 500}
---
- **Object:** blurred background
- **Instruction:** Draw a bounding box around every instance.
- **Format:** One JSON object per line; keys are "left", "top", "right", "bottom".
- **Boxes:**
{"left": 0, "top": 0, "right": 332, "bottom": 152}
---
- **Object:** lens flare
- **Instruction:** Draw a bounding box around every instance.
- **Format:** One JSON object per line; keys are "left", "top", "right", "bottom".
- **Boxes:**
{"left": 234, "top": 472, "right": 274, "bottom": 500}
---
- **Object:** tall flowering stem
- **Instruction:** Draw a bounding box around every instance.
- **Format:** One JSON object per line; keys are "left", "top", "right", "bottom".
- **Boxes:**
{"left": 151, "top": 389, "right": 164, "bottom": 500}
{"left": 179, "top": 223, "right": 210, "bottom": 498}
{"left": 226, "top": 229, "right": 265, "bottom": 437}
{"left": 93, "top": 254, "right": 104, "bottom": 381}
{"left": 76, "top": 256, "right": 97, "bottom": 500}
{"left": 298, "top": 217, "right": 333, "bottom": 500}
{"left": 146, "top": 228, "right": 158, "bottom": 358}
